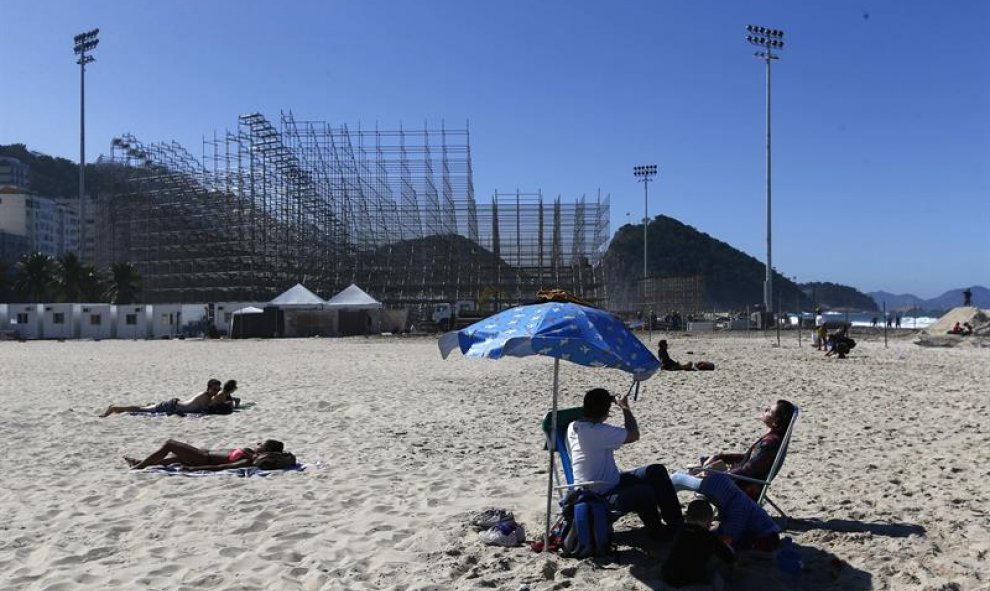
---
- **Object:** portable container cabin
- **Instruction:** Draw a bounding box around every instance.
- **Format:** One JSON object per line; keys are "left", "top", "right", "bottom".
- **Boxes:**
{"left": 150, "top": 304, "right": 183, "bottom": 338}
{"left": 9, "top": 304, "right": 41, "bottom": 339}
{"left": 41, "top": 303, "right": 77, "bottom": 339}
{"left": 79, "top": 304, "right": 113, "bottom": 339}
{"left": 114, "top": 304, "right": 150, "bottom": 339}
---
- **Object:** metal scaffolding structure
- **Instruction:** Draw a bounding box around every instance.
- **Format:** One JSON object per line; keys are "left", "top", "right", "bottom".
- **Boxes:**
{"left": 95, "top": 112, "right": 610, "bottom": 308}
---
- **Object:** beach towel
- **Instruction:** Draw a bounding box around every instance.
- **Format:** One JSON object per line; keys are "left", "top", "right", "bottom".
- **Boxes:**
{"left": 126, "top": 401, "right": 257, "bottom": 417}
{"left": 138, "top": 462, "right": 313, "bottom": 478}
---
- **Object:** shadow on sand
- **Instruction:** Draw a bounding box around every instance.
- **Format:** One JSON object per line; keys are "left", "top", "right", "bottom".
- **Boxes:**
{"left": 788, "top": 517, "right": 926, "bottom": 538}
{"left": 613, "top": 527, "right": 875, "bottom": 590}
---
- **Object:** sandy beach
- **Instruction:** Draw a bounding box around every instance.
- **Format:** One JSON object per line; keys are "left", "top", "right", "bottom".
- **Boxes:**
{"left": 0, "top": 331, "right": 987, "bottom": 590}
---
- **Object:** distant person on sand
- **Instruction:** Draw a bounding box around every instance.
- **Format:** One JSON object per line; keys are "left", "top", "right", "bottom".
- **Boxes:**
{"left": 886, "top": 315, "right": 893, "bottom": 329}
{"left": 962, "top": 322, "right": 974, "bottom": 336}
{"left": 963, "top": 288, "right": 972, "bottom": 307}
{"left": 948, "top": 322, "right": 964, "bottom": 335}
{"left": 871, "top": 317, "right": 878, "bottom": 328}
{"left": 896, "top": 315, "right": 902, "bottom": 329}
{"left": 688, "top": 400, "right": 795, "bottom": 500}
{"left": 813, "top": 309, "right": 826, "bottom": 350}
{"left": 568, "top": 388, "right": 683, "bottom": 539}
{"left": 661, "top": 499, "right": 735, "bottom": 588}
{"left": 125, "top": 438, "right": 293, "bottom": 470}
{"left": 658, "top": 340, "right": 715, "bottom": 371}
{"left": 100, "top": 379, "right": 231, "bottom": 417}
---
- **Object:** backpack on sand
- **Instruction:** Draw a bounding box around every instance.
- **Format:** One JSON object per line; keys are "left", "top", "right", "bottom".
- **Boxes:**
{"left": 559, "top": 490, "right": 612, "bottom": 558}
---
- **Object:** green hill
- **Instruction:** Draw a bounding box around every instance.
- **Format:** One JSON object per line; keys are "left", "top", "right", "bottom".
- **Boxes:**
{"left": 602, "top": 215, "right": 872, "bottom": 312}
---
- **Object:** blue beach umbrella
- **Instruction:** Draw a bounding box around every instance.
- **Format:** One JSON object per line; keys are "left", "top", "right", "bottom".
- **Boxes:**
{"left": 438, "top": 301, "right": 660, "bottom": 546}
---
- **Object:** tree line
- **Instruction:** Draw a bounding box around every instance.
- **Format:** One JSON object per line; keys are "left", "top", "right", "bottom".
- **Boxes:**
{"left": 0, "top": 252, "right": 142, "bottom": 305}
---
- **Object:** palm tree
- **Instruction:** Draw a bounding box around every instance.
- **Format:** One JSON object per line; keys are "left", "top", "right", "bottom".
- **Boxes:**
{"left": 105, "top": 261, "right": 142, "bottom": 304}
{"left": 79, "top": 264, "right": 105, "bottom": 302}
{"left": 53, "top": 253, "right": 86, "bottom": 302}
{"left": 0, "top": 261, "right": 11, "bottom": 302}
{"left": 14, "top": 252, "right": 55, "bottom": 302}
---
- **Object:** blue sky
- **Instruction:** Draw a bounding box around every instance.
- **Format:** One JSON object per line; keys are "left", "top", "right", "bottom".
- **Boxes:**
{"left": 1, "top": 1, "right": 987, "bottom": 297}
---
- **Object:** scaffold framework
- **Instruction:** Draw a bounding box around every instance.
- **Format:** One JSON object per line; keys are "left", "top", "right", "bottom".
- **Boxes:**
{"left": 95, "top": 112, "right": 610, "bottom": 309}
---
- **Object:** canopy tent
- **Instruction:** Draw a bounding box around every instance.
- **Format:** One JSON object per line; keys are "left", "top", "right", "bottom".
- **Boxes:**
{"left": 231, "top": 306, "right": 264, "bottom": 315}
{"left": 269, "top": 284, "right": 326, "bottom": 308}
{"left": 325, "top": 284, "right": 383, "bottom": 310}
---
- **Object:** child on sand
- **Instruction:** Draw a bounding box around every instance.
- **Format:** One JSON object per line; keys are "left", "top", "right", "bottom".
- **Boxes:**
{"left": 661, "top": 499, "right": 735, "bottom": 588}
{"left": 670, "top": 472, "right": 780, "bottom": 551}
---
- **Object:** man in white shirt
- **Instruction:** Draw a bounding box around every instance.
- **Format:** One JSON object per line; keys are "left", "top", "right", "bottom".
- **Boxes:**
{"left": 567, "top": 388, "right": 683, "bottom": 539}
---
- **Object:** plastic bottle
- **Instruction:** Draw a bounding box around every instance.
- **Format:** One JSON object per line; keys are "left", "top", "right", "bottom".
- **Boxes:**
{"left": 776, "top": 536, "right": 803, "bottom": 576}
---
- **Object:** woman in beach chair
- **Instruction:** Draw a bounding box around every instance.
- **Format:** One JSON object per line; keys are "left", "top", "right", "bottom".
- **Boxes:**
{"left": 694, "top": 400, "right": 795, "bottom": 500}
{"left": 125, "top": 438, "right": 294, "bottom": 471}
{"left": 100, "top": 378, "right": 234, "bottom": 417}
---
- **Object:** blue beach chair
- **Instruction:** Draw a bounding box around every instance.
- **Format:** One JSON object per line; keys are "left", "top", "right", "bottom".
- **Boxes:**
{"left": 541, "top": 407, "right": 611, "bottom": 499}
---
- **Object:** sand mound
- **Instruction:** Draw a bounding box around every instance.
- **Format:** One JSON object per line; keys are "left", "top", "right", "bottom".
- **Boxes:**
{"left": 923, "top": 306, "right": 989, "bottom": 335}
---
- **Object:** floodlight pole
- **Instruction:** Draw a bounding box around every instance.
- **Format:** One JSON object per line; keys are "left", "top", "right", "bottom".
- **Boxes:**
{"left": 746, "top": 25, "right": 784, "bottom": 313}
{"left": 634, "top": 165, "right": 657, "bottom": 281}
{"left": 74, "top": 28, "right": 99, "bottom": 262}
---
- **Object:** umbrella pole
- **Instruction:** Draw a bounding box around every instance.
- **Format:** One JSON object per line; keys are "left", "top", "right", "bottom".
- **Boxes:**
{"left": 544, "top": 357, "right": 560, "bottom": 551}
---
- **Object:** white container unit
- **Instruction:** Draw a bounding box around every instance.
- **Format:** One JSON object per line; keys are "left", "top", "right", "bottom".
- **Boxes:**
{"left": 79, "top": 304, "right": 113, "bottom": 339}
{"left": 41, "top": 303, "right": 77, "bottom": 339}
{"left": 150, "top": 304, "right": 182, "bottom": 338}
{"left": 9, "top": 304, "right": 41, "bottom": 339}
{"left": 114, "top": 304, "right": 150, "bottom": 339}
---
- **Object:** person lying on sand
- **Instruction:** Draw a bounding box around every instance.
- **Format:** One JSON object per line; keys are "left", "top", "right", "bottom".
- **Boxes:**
{"left": 658, "top": 340, "right": 715, "bottom": 371}
{"left": 125, "top": 438, "right": 293, "bottom": 471}
{"left": 200, "top": 379, "right": 241, "bottom": 415}
{"left": 689, "top": 400, "right": 795, "bottom": 500}
{"left": 100, "top": 379, "right": 231, "bottom": 417}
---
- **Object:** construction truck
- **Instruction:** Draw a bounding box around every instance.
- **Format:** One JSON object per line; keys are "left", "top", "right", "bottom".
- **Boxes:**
{"left": 431, "top": 289, "right": 507, "bottom": 331}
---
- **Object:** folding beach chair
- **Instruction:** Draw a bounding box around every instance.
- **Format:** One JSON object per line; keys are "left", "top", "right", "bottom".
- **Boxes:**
{"left": 691, "top": 405, "right": 800, "bottom": 520}
{"left": 541, "top": 407, "right": 610, "bottom": 500}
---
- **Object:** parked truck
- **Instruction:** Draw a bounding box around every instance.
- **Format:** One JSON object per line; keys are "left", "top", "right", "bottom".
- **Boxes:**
{"left": 431, "top": 300, "right": 485, "bottom": 331}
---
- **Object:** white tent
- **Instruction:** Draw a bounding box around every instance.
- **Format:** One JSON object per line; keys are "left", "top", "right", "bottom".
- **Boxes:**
{"left": 232, "top": 306, "right": 264, "bottom": 315}
{"left": 325, "top": 284, "right": 383, "bottom": 310}
{"left": 269, "top": 284, "right": 326, "bottom": 308}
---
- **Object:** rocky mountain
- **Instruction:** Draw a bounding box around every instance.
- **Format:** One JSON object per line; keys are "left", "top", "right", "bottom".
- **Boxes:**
{"left": 801, "top": 282, "right": 879, "bottom": 312}
{"left": 602, "top": 215, "right": 843, "bottom": 311}
{"left": 869, "top": 286, "right": 990, "bottom": 313}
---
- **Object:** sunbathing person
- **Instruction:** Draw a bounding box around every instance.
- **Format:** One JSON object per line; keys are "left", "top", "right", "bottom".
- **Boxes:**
{"left": 658, "top": 340, "right": 715, "bottom": 371}
{"left": 100, "top": 379, "right": 226, "bottom": 417}
{"left": 201, "top": 379, "right": 241, "bottom": 414}
{"left": 694, "top": 399, "right": 795, "bottom": 500}
{"left": 125, "top": 438, "right": 292, "bottom": 471}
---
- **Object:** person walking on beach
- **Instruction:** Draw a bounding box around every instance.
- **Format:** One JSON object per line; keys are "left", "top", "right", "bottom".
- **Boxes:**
{"left": 568, "top": 388, "right": 683, "bottom": 539}
{"left": 963, "top": 287, "right": 973, "bottom": 307}
{"left": 100, "top": 379, "right": 226, "bottom": 417}
{"left": 813, "top": 309, "right": 826, "bottom": 350}
{"left": 125, "top": 438, "right": 291, "bottom": 470}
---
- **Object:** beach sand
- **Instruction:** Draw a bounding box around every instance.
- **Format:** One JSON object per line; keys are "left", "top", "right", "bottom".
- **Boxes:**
{"left": 0, "top": 331, "right": 986, "bottom": 590}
